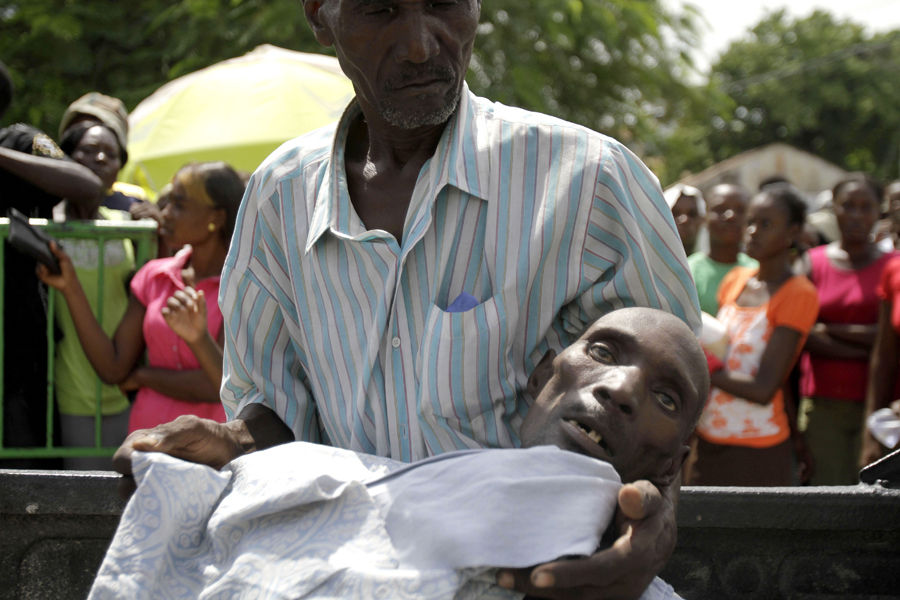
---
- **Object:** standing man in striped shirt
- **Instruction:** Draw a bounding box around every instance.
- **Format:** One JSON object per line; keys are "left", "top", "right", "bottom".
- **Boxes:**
{"left": 115, "top": 1, "right": 701, "bottom": 598}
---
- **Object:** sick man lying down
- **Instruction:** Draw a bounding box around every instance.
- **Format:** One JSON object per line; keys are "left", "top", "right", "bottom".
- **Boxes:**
{"left": 89, "top": 307, "right": 709, "bottom": 600}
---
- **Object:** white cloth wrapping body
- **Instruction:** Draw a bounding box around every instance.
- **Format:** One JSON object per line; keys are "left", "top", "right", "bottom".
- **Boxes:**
{"left": 89, "top": 442, "right": 679, "bottom": 599}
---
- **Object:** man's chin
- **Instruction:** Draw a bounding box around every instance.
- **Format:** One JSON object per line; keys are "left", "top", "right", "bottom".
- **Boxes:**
{"left": 381, "top": 91, "right": 460, "bottom": 129}
{"left": 383, "top": 108, "right": 455, "bottom": 130}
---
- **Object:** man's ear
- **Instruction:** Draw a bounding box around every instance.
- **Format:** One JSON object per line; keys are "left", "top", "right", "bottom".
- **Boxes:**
{"left": 303, "top": 0, "right": 335, "bottom": 47}
{"left": 526, "top": 350, "right": 556, "bottom": 399}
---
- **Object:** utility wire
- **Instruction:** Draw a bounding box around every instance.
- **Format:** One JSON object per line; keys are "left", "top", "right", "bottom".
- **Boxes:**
{"left": 723, "top": 36, "right": 899, "bottom": 91}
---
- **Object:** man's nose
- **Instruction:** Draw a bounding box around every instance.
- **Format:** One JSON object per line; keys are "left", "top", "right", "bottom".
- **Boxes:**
{"left": 594, "top": 367, "right": 641, "bottom": 417}
{"left": 394, "top": 12, "right": 440, "bottom": 63}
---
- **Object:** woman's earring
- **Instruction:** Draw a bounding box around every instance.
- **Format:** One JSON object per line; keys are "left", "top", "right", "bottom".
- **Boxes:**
{"left": 208, "top": 222, "right": 216, "bottom": 232}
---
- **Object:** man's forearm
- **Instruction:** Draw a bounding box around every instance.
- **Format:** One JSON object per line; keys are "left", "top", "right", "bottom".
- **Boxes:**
{"left": 0, "top": 147, "right": 102, "bottom": 201}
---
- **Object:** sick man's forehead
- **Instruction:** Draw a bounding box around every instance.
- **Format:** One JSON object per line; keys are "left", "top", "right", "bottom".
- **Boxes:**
{"left": 579, "top": 313, "right": 705, "bottom": 401}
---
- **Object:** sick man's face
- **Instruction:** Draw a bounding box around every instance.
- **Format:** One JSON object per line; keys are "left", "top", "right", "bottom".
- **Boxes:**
{"left": 519, "top": 307, "right": 708, "bottom": 486}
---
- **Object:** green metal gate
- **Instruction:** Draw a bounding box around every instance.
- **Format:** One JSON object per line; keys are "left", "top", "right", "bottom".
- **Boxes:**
{"left": 0, "top": 217, "right": 158, "bottom": 460}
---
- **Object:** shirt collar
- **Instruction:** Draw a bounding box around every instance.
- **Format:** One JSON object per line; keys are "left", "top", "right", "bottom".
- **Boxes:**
{"left": 165, "top": 245, "right": 193, "bottom": 288}
{"left": 305, "top": 83, "right": 491, "bottom": 254}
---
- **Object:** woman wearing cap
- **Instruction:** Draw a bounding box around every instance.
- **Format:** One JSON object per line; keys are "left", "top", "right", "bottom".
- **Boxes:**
{"left": 38, "top": 161, "right": 244, "bottom": 435}
{"left": 49, "top": 121, "right": 139, "bottom": 468}
{"left": 59, "top": 91, "right": 158, "bottom": 218}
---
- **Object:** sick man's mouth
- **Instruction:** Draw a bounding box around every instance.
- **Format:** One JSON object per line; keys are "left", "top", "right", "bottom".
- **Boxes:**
{"left": 567, "top": 419, "right": 614, "bottom": 456}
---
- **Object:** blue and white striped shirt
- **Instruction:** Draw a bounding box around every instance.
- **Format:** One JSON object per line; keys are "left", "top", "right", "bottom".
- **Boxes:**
{"left": 220, "top": 84, "right": 701, "bottom": 462}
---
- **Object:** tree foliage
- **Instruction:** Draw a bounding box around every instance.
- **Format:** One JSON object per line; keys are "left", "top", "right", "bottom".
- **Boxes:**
{"left": 658, "top": 10, "right": 900, "bottom": 185}
{"left": 1, "top": 0, "right": 700, "bottom": 159}
{"left": 0, "top": 0, "right": 321, "bottom": 135}
{"left": 470, "top": 0, "right": 701, "bottom": 145}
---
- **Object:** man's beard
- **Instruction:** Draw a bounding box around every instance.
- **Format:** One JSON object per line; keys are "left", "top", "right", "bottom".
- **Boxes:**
{"left": 380, "top": 66, "right": 461, "bottom": 129}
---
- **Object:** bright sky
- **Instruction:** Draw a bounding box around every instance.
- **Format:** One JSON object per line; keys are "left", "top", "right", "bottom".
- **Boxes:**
{"left": 670, "top": 0, "right": 900, "bottom": 73}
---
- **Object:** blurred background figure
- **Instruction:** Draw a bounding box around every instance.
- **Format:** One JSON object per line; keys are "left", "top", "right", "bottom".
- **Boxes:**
{"left": 806, "top": 189, "right": 841, "bottom": 248}
{"left": 53, "top": 121, "right": 137, "bottom": 469}
{"left": 665, "top": 184, "right": 705, "bottom": 256}
{"left": 151, "top": 182, "right": 175, "bottom": 258}
{"left": 688, "top": 183, "right": 757, "bottom": 316}
{"left": 863, "top": 252, "right": 900, "bottom": 468}
{"left": 797, "top": 174, "right": 897, "bottom": 485}
{"left": 691, "top": 184, "right": 818, "bottom": 486}
{"left": 874, "top": 180, "right": 900, "bottom": 252}
{"left": 37, "top": 161, "right": 244, "bottom": 435}
{"left": 0, "top": 60, "right": 102, "bottom": 468}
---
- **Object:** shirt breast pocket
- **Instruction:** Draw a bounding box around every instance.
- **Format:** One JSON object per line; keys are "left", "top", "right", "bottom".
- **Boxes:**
{"left": 415, "top": 293, "right": 516, "bottom": 447}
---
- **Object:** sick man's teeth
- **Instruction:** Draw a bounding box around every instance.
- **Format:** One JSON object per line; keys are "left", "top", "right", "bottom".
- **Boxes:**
{"left": 568, "top": 419, "right": 603, "bottom": 444}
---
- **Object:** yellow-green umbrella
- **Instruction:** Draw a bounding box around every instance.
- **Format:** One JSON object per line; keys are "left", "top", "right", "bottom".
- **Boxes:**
{"left": 121, "top": 45, "right": 354, "bottom": 193}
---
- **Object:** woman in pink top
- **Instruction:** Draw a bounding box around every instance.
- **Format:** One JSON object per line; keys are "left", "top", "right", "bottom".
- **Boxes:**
{"left": 38, "top": 161, "right": 244, "bottom": 433}
{"left": 797, "top": 174, "right": 898, "bottom": 485}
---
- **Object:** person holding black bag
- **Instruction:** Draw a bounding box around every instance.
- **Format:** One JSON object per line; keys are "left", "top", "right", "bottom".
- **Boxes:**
{"left": 0, "top": 60, "right": 101, "bottom": 468}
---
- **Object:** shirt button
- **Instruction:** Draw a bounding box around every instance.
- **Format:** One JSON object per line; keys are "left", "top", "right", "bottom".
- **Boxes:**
{"left": 391, "top": 337, "right": 401, "bottom": 348}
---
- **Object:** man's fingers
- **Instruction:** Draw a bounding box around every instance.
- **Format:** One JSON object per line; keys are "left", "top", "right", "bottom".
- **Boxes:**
{"left": 498, "top": 553, "right": 635, "bottom": 599}
{"left": 111, "top": 428, "right": 160, "bottom": 475}
{"left": 111, "top": 444, "right": 134, "bottom": 476}
{"left": 496, "top": 567, "right": 531, "bottom": 592}
{"left": 495, "top": 481, "right": 672, "bottom": 600}
{"left": 617, "top": 480, "right": 662, "bottom": 521}
{"left": 538, "top": 543, "right": 631, "bottom": 590}
{"left": 116, "top": 475, "right": 137, "bottom": 501}
{"left": 617, "top": 485, "right": 647, "bottom": 521}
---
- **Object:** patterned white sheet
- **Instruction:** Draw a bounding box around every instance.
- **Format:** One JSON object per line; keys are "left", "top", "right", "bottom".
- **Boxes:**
{"left": 90, "top": 443, "right": 679, "bottom": 599}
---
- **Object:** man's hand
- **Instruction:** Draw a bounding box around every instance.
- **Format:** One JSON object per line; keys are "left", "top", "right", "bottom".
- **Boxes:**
{"left": 112, "top": 415, "right": 251, "bottom": 498}
{"left": 496, "top": 480, "right": 674, "bottom": 600}
{"left": 112, "top": 405, "right": 294, "bottom": 499}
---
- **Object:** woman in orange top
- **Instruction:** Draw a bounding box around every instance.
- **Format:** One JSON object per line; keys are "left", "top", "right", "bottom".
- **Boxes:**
{"left": 691, "top": 184, "right": 819, "bottom": 486}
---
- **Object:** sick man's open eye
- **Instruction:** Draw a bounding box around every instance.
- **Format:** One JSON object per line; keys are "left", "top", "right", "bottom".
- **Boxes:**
{"left": 587, "top": 343, "right": 615, "bottom": 364}
{"left": 655, "top": 391, "right": 678, "bottom": 413}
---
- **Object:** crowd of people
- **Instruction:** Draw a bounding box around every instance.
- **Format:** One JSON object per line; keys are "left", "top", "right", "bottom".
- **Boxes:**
{"left": 0, "top": 61, "right": 240, "bottom": 470}
{"left": 673, "top": 175, "right": 900, "bottom": 486}
{"left": 3, "top": 1, "right": 900, "bottom": 597}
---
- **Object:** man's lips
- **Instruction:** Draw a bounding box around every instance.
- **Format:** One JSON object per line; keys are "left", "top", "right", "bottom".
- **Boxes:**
{"left": 562, "top": 418, "right": 614, "bottom": 460}
{"left": 389, "top": 65, "right": 455, "bottom": 91}
{"left": 391, "top": 77, "right": 451, "bottom": 94}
